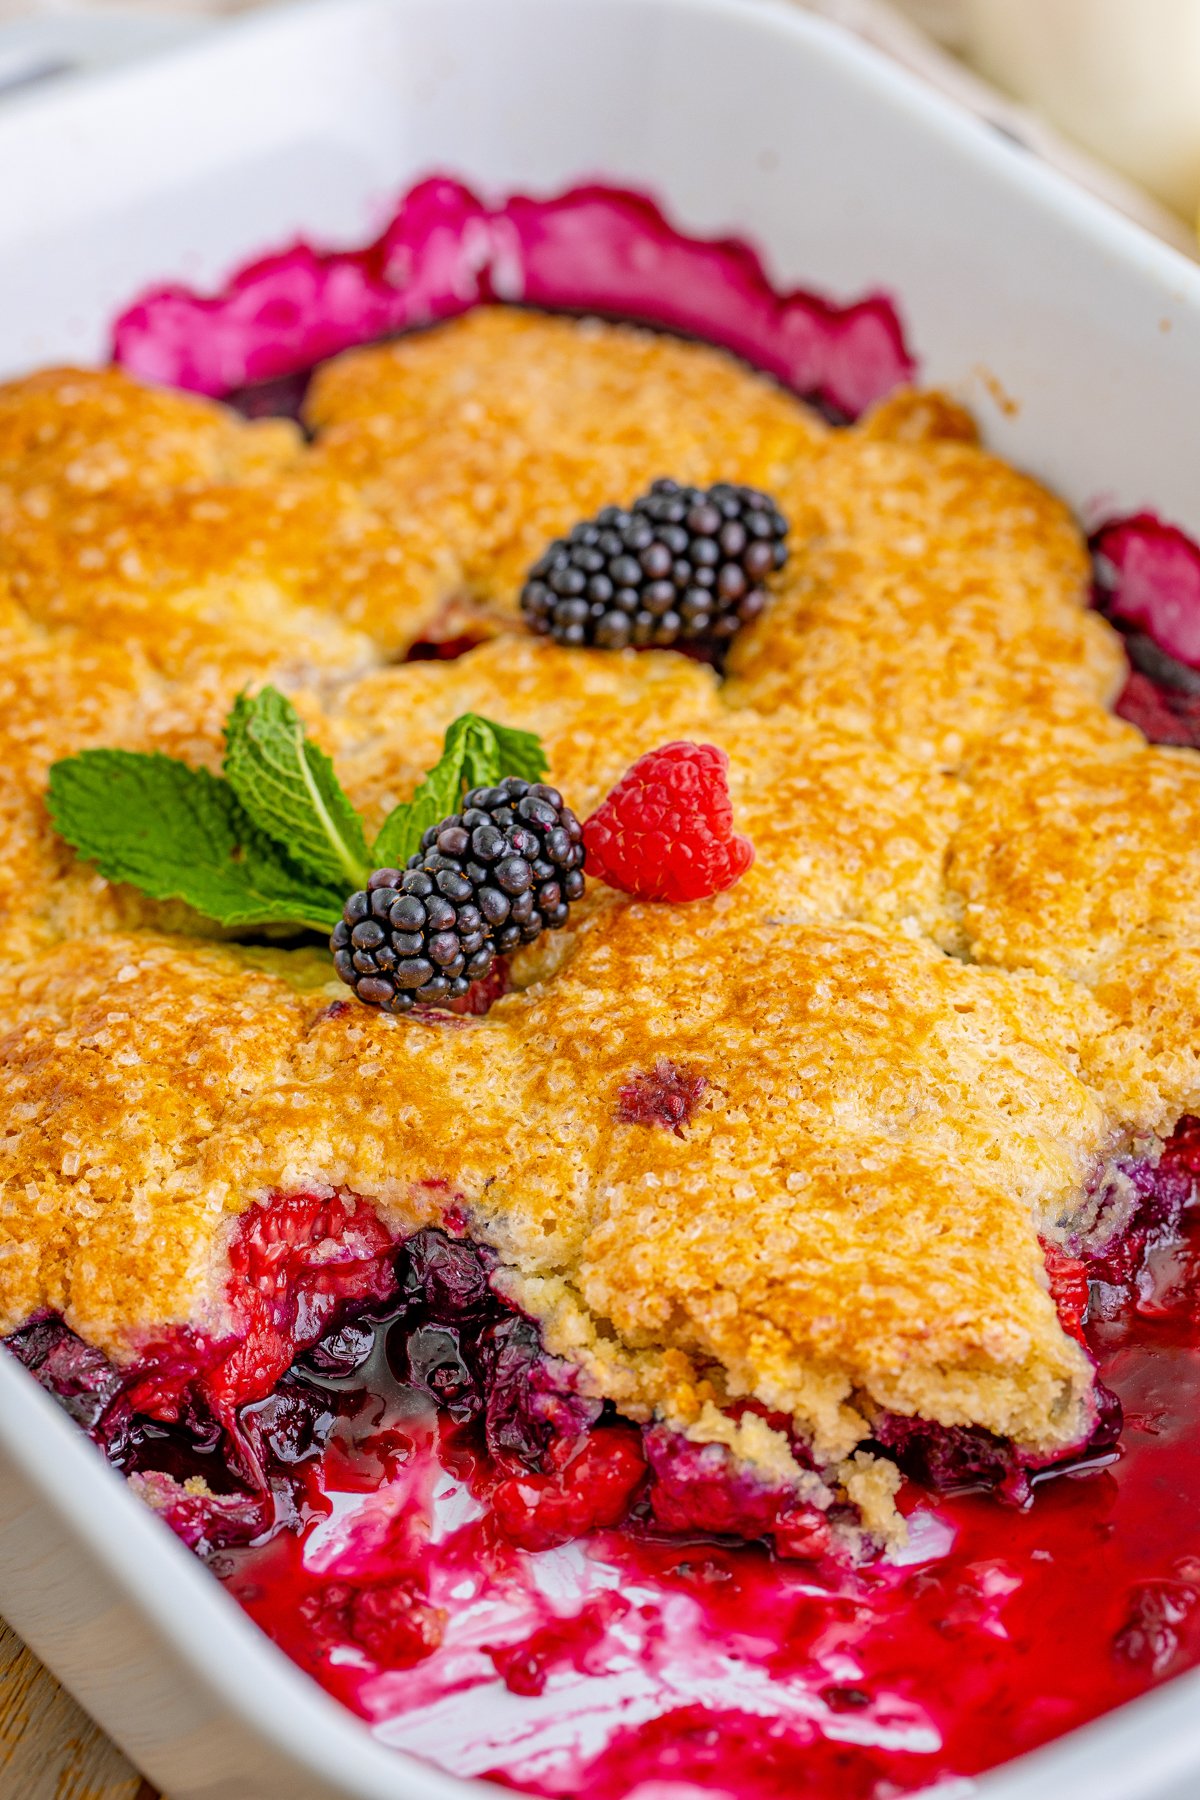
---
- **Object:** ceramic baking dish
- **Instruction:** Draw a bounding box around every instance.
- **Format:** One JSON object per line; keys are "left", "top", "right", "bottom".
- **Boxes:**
{"left": 2, "top": 1, "right": 1200, "bottom": 1795}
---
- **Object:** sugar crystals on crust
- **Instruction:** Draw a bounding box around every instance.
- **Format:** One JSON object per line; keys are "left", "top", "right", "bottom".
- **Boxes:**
{"left": 0, "top": 312, "right": 1194, "bottom": 1535}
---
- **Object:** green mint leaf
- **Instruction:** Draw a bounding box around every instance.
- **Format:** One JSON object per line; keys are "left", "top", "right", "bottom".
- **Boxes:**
{"left": 371, "top": 722, "right": 477, "bottom": 869}
{"left": 486, "top": 721, "right": 549, "bottom": 786}
{"left": 223, "top": 687, "right": 370, "bottom": 893}
{"left": 47, "top": 750, "right": 345, "bottom": 931}
{"left": 446, "top": 713, "right": 500, "bottom": 794}
{"left": 371, "top": 713, "right": 549, "bottom": 869}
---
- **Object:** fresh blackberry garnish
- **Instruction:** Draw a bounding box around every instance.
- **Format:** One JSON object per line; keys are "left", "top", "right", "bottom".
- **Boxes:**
{"left": 520, "top": 478, "right": 789, "bottom": 653}
{"left": 331, "top": 779, "right": 585, "bottom": 1014}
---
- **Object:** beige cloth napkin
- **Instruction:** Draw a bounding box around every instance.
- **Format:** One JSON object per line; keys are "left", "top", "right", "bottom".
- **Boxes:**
{"left": 798, "top": 0, "right": 1195, "bottom": 250}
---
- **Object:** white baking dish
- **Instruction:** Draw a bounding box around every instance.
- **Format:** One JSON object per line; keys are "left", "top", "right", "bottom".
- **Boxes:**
{"left": 2, "top": 1, "right": 1200, "bottom": 1795}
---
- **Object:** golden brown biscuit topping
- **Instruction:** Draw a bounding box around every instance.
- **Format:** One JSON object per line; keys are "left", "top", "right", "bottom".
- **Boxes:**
{"left": 0, "top": 311, "right": 1190, "bottom": 1531}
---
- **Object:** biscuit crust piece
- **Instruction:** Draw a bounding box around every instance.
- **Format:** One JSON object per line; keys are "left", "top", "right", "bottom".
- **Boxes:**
{"left": 0, "top": 314, "right": 1192, "bottom": 1535}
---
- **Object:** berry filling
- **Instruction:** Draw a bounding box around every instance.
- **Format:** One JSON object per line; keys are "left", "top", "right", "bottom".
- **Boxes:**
{"left": 1093, "top": 513, "right": 1200, "bottom": 674}
{"left": 617, "top": 1058, "right": 708, "bottom": 1135}
{"left": 111, "top": 179, "right": 915, "bottom": 423}
{"left": 1094, "top": 513, "right": 1200, "bottom": 746}
{"left": 3, "top": 1212, "right": 840, "bottom": 1563}
{"left": 7, "top": 1116, "right": 1200, "bottom": 1792}
{"left": 9, "top": 1130, "right": 1200, "bottom": 1799}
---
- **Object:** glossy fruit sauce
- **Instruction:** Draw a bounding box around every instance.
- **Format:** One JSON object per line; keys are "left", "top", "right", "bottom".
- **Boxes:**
{"left": 16, "top": 177, "right": 1200, "bottom": 1796}
{"left": 223, "top": 1161, "right": 1200, "bottom": 1800}
{"left": 10, "top": 1151, "right": 1200, "bottom": 1799}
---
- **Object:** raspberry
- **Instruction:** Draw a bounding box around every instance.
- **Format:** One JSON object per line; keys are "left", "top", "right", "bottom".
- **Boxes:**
{"left": 643, "top": 1427, "right": 831, "bottom": 1561}
{"left": 488, "top": 1427, "right": 647, "bottom": 1551}
{"left": 299, "top": 1577, "right": 445, "bottom": 1668}
{"left": 583, "top": 741, "right": 754, "bottom": 902}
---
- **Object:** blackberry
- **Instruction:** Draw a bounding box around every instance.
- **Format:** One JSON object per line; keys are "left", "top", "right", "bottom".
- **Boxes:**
{"left": 520, "top": 478, "right": 789, "bottom": 653}
{"left": 331, "top": 779, "right": 585, "bottom": 1014}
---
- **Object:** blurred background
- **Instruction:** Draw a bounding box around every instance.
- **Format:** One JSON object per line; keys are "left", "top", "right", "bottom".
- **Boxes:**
{"left": 1, "top": 0, "right": 1198, "bottom": 253}
{"left": 906, "top": 0, "right": 1200, "bottom": 220}
{"left": 815, "top": 0, "right": 1200, "bottom": 251}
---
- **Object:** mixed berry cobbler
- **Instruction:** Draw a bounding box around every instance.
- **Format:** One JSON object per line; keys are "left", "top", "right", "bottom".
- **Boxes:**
{"left": 5, "top": 182, "right": 1200, "bottom": 1797}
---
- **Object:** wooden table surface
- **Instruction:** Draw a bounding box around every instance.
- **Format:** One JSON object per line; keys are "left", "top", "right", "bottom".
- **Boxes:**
{"left": 0, "top": 1618, "right": 160, "bottom": 1800}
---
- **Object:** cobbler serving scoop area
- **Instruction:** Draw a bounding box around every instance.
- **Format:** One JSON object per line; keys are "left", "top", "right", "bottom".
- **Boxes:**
{"left": 222, "top": 1198, "right": 1200, "bottom": 1798}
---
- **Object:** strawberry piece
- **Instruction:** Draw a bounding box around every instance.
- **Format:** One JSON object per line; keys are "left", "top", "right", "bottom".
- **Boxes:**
{"left": 489, "top": 1427, "right": 647, "bottom": 1551}
{"left": 1041, "top": 1242, "right": 1091, "bottom": 1344}
{"left": 583, "top": 740, "right": 754, "bottom": 902}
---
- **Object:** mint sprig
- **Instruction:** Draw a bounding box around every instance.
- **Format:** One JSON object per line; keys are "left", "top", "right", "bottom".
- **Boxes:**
{"left": 47, "top": 690, "right": 550, "bottom": 937}
{"left": 224, "top": 687, "right": 371, "bottom": 892}
{"left": 47, "top": 750, "right": 345, "bottom": 931}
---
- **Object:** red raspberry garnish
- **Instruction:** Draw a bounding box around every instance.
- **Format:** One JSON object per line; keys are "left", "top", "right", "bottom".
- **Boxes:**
{"left": 583, "top": 741, "right": 754, "bottom": 902}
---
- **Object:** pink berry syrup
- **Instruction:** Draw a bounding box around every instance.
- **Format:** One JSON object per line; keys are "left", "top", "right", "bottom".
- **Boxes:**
{"left": 11, "top": 175, "right": 1200, "bottom": 1799}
